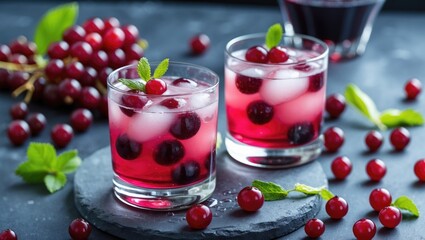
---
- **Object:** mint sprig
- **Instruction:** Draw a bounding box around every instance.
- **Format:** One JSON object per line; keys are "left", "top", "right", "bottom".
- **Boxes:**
{"left": 15, "top": 142, "right": 81, "bottom": 193}
{"left": 137, "top": 57, "right": 151, "bottom": 82}
{"left": 344, "top": 84, "right": 423, "bottom": 130}
{"left": 252, "top": 180, "right": 334, "bottom": 201}
{"left": 265, "top": 23, "right": 283, "bottom": 49}
{"left": 392, "top": 196, "right": 420, "bottom": 217}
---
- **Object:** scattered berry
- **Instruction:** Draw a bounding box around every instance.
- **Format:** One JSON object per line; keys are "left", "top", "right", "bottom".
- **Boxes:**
{"left": 365, "top": 130, "right": 383, "bottom": 152}
{"left": 331, "top": 156, "right": 352, "bottom": 180}
{"left": 366, "top": 159, "right": 386, "bottom": 181}
{"left": 324, "top": 127, "right": 344, "bottom": 152}
{"left": 390, "top": 127, "right": 410, "bottom": 151}
{"left": 246, "top": 100, "right": 274, "bottom": 125}
{"left": 7, "top": 120, "right": 30, "bottom": 146}
{"left": 190, "top": 34, "right": 210, "bottom": 55}
{"left": 26, "top": 113, "right": 47, "bottom": 136}
{"left": 0, "top": 229, "right": 17, "bottom": 240}
{"left": 404, "top": 78, "right": 421, "bottom": 100}
{"left": 115, "top": 134, "right": 141, "bottom": 160}
{"left": 9, "top": 101, "right": 28, "bottom": 120}
{"left": 287, "top": 122, "right": 314, "bottom": 145}
{"left": 237, "top": 186, "right": 264, "bottom": 212}
{"left": 186, "top": 204, "right": 212, "bottom": 229}
{"left": 68, "top": 218, "right": 92, "bottom": 240}
{"left": 325, "top": 196, "right": 348, "bottom": 219}
{"left": 170, "top": 112, "right": 201, "bottom": 140}
{"left": 172, "top": 161, "right": 201, "bottom": 184}
{"left": 352, "top": 218, "right": 376, "bottom": 240}
{"left": 235, "top": 74, "right": 262, "bottom": 94}
{"left": 304, "top": 218, "right": 325, "bottom": 238}
{"left": 51, "top": 123, "right": 74, "bottom": 148}
{"left": 245, "top": 45, "right": 268, "bottom": 63}
{"left": 414, "top": 159, "right": 425, "bottom": 181}
{"left": 154, "top": 140, "right": 185, "bottom": 165}
{"left": 369, "top": 188, "right": 392, "bottom": 211}
{"left": 70, "top": 108, "right": 93, "bottom": 132}
{"left": 145, "top": 78, "right": 167, "bottom": 95}
{"left": 325, "top": 94, "right": 346, "bottom": 119}
{"left": 267, "top": 46, "right": 289, "bottom": 63}
{"left": 379, "top": 206, "right": 402, "bottom": 228}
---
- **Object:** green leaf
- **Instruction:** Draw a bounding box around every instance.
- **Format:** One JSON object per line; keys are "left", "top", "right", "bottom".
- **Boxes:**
{"left": 344, "top": 84, "right": 386, "bottom": 130}
{"left": 294, "top": 183, "right": 322, "bottom": 195}
{"left": 137, "top": 57, "right": 151, "bottom": 81}
{"left": 265, "top": 23, "right": 283, "bottom": 49}
{"left": 153, "top": 58, "right": 169, "bottom": 79}
{"left": 44, "top": 173, "right": 67, "bottom": 193}
{"left": 118, "top": 78, "right": 146, "bottom": 92}
{"left": 27, "top": 142, "right": 57, "bottom": 169}
{"left": 380, "top": 109, "right": 424, "bottom": 128}
{"left": 34, "top": 2, "right": 78, "bottom": 55}
{"left": 15, "top": 162, "right": 47, "bottom": 183}
{"left": 320, "top": 188, "right": 335, "bottom": 201}
{"left": 252, "top": 180, "right": 288, "bottom": 201}
{"left": 392, "top": 196, "right": 420, "bottom": 217}
{"left": 56, "top": 150, "right": 81, "bottom": 173}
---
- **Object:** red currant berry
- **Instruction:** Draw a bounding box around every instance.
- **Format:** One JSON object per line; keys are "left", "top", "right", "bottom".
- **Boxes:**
{"left": 325, "top": 196, "right": 348, "bottom": 219}
{"left": 325, "top": 93, "right": 346, "bottom": 119}
{"left": 108, "top": 48, "right": 126, "bottom": 69}
{"left": 304, "top": 218, "right": 325, "bottom": 238}
{"left": 366, "top": 159, "right": 386, "bottom": 181}
{"left": 324, "top": 127, "right": 344, "bottom": 152}
{"left": 47, "top": 41, "right": 69, "bottom": 59}
{"left": 369, "top": 188, "right": 392, "bottom": 211}
{"left": 68, "top": 218, "right": 92, "bottom": 240}
{"left": 71, "top": 108, "right": 93, "bottom": 132}
{"left": 99, "top": 95, "right": 109, "bottom": 117}
{"left": 70, "top": 41, "right": 93, "bottom": 64}
{"left": 122, "top": 25, "right": 139, "bottom": 47}
{"left": 7, "top": 120, "right": 30, "bottom": 146}
{"left": 65, "top": 61, "right": 85, "bottom": 80}
{"left": 405, "top": 78, "right": 421, "bottom": 100}
{"left": 84, "top": 32, "right": 103, "bottom": 52}
{"left": 190, "top": 34, "right": 210, "bottom": 55}
{"left": 414, "top": 159, "right": 425, "bottom": 181}
{"left": 58, "top": 78, "right": 82, "bottom": 104}
{"left": 26, "top": 113, "right": 47, "bottom": 136}
{"left": 353, "top": 218, "right": 376, "bottom": 240}
{"left": 0, "top": 44, "right": 11, "bottom": 61}
{"left": 186, "top": 204, "right": 212, "bottom": 230}
{"left": 103, "top": 17, "right": 120, "bottom": 31}
{"left": 245, "top": 45, "right": 268, "bottom": 63}
{"left": 63, "top": 25, "right": 86, "bottom": 45}
{"left": 51, "top": 124, "right": 74, "bottom": 148}
{"left": 79, "top": 87, "right": 101, "bottom": 110}
{"left": 45, "top": 59, "right": 65, "bottom": 83}
{"left": 145, "top": 79, "right": 167, "bottom": 95}
{"left": 103, "top": 27, "right": 125, "bottom": 51}
{"left": 83, "top": 17, "right": 105, "bottom": 34}
{"left": 267, "top": 46, "right": 289, "bottom": 63}
{"left": 379, "top": 206, "right": 402, "bottom": 228}
{"left": 8, "top": 71, "right": 29, "bottom": 91}
{"left": 390, "top": 127, "right": 410, "bottom": 151}
{"left": 9, "top": 101, "right": 28, "bottom": 120}
{"left": 124, "top": 43, "right": 144, "bottom": 63}
{"left": 331, "top": 156, "right": 352, "bottom": 180}
{"left": 0, "top": 229, "right": 17, "bottom": 240}
{"left": 237, "top": 186, "right": 264, "bottom": 212}
{"left": 365, "top": 130, "right": 383, "bottom": 152}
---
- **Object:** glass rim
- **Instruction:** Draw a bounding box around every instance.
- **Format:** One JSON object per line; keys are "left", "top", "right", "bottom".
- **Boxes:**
{"left": 107, "top": 61, "right": 220, "bottom": 98}
{"left": 225, "top": 33, "right": 329, "bottom": 66}
{"left": 284, "top": 0, "right": 385, "bottom": 5}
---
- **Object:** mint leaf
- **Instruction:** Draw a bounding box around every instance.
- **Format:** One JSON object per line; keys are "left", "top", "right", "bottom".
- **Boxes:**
{"left": 137, "top": 57, "right": 151, "bottom": 81}
{"left": 153, "top": 58, "right": 169, "bottom": 79}
{"left": 294, "top": 183, "right": 321, "bottom": 195}
{"left": 15, "top": 162, "right": 47, "bottom": 183}
{"left": 27, "top": 142, "right": 57, "bottom": 169}
{"left": 265, "top": 23, "right": 283, "bottom": 49}
{"left": 56, "top": 150, "right": 81, "bottom": 173}
{"left": 380, "top": 109, "right": 424, "bottom": 128}
{"left": 392, "top": 196, "right": 420, "bottom": 217}
{"left": 252, "top": 180, "right": 288, "bottom": 201}
{"left": 344, "top": 84, "right": 386, "bottom": 130}
{"left": 320, "top": 188, "right": 335, "bottom": 201}
{"left": 44, "top": 173, "right": 67, "bottom": 193}
{"left": 34, "top": 2, "right": 78, "bottom": 55}
{"left": 118, "top": 78, "right": 146, "bottom": 92}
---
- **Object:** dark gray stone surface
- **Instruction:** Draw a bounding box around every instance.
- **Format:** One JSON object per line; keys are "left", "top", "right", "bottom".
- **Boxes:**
{"left": 74, "top": 147, "right": 327, "bottom": 240}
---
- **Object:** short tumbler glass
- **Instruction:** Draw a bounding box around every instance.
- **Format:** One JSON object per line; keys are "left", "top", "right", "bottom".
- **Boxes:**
{"left": 225, "top": 33, "right": 328, "bottom": 168}
{"left": 108, "top": 62, "right": 219, "bottom": 210}
{"left": 279, "top": 0, "right": 385, "bottom": 61}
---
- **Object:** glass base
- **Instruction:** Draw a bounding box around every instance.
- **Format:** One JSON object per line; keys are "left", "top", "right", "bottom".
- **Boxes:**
{"left": 113, "top": 175, "right": 216, "bottom": 211}
{"left": 225, "top": 134, "right": 322, "bottom": 169}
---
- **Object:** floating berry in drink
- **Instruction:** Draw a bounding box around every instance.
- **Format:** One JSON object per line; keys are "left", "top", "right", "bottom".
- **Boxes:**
{"left": 246, "top": 100, "right": 274, "bottom": 125}
{"left": 287, "top": 122, "right": 314, "bottom": 145}
{"left": 267, "top": 46, "right": 289, "bottom": 63}
{"left": 245, "top": 45, "right": 268, "bottom": 63}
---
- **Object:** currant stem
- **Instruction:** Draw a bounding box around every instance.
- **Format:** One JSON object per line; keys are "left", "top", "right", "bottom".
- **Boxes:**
{"left": 0, "top": 61, "right": 40, "bottom": 72}
{"left": 12, "top": 71, "right": 43, "bottom": 103}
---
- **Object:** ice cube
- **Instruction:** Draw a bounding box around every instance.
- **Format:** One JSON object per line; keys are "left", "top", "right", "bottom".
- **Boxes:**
{"left": 189, "top": 93, "right": 212, "bottom": 110}
{"left": 259, "top": 69, "right": 308, "bottom": 105}
{"left": 240, "top": 67, "right": 266, "bottom": 79}
{"left": 127, "top": 105, "right": 176, "bottom": 142}
{"left": 197, "top": 102, "right": 218, "bottom": 122}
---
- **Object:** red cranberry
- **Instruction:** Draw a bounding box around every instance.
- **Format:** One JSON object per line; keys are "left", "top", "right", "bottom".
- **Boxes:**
{"left": 26, "top": 113, "right": 47, "bottom": 136}
{"left": 267, "top": 46, "right": 289, "bottom": 63}
{"left": 379, "top": 206, "right": 402, "bottom": 229}
{"left": 160, "top": 98, "right": 180, "bottom": 109}
{"left": 414, "top": 159, "right": 425, "bottom": 181}
{"left": 365, "top": 130, "right": 383, "bottom": 152}
{"left": 325, "top": 196, "right": 348, "bottom": 219}
{"left": 186, "top": 204, "right": 212, "bottom": 229}
{"left": 324, "top": 127, "right": 344, "bottom": 152}
{"left": 115, "top": 134, "right": 142, "bottom": 160}
{"left": 237, "top": 186, "right": 264, "bottom": 212}
{"left": 190, "top": 34, "right": 210, "bottom": 55}
{"left": 145, "top": 79, "right": 167, "bottom": 95}
{"left": 304, "top": 218, "right": 325, "bottom": 238}
{"left": 352, "top": 218, "right": 376, "bottom": 240}
{"left": 390, "top": 127, "right": 410, "bottom": 151}
{"left": 7, "top": 120, "right": 30, "bottom": 146}
{"left": 287, "top": 122, "right": 314, "bottom": 145}
{"left": 70, "top": 108, "right": 93, "bottom": 132}
{"left": 366, "top": 159, "right": 386, "bottom": 181}
{"left": 331, "top": 156, "right": 352, "bottom": 180}
{"left": 9, "top": 101, "right": 28, "bottom": 120}
{"left": 404, "top": 78, "right": 421, "bottom": 100}
{"left": 246, "top": 100, "right": 274, "bottom": 125}
{"left": 154, "top": 140, "right": 185, "bottom": 165}
{"left": 369, "top": 188, "right": 392, "bottom": 211}
{"left": 120, "top": 92, "right": 148, "bottom": 117}
{"left": 0, "top": 229, "right": 17, "bottom": 240}
{"left": 325, "top": 94, "right": 346, "bottom": 119}
{"left": 51, "top": 124, "right": 74, "bottom": 148}
{"left": 245, "top": 46, "right": 268, "bottom": 63}
{"left": 169, "top": 112, "right": 201, "bottom": 140}
{"left": 68, "top": 218, "right": 92, "bottom": 240}
{"left": 235, "top": 74, "right": 262, "bottom": 94}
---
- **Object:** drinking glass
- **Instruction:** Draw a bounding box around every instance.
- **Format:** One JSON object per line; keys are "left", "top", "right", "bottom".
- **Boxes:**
{"left": 225, "top": 34, "right": 328, "bottom": 168}
{"left": 108, "top": 62, "right": 219, "bottom": 210}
